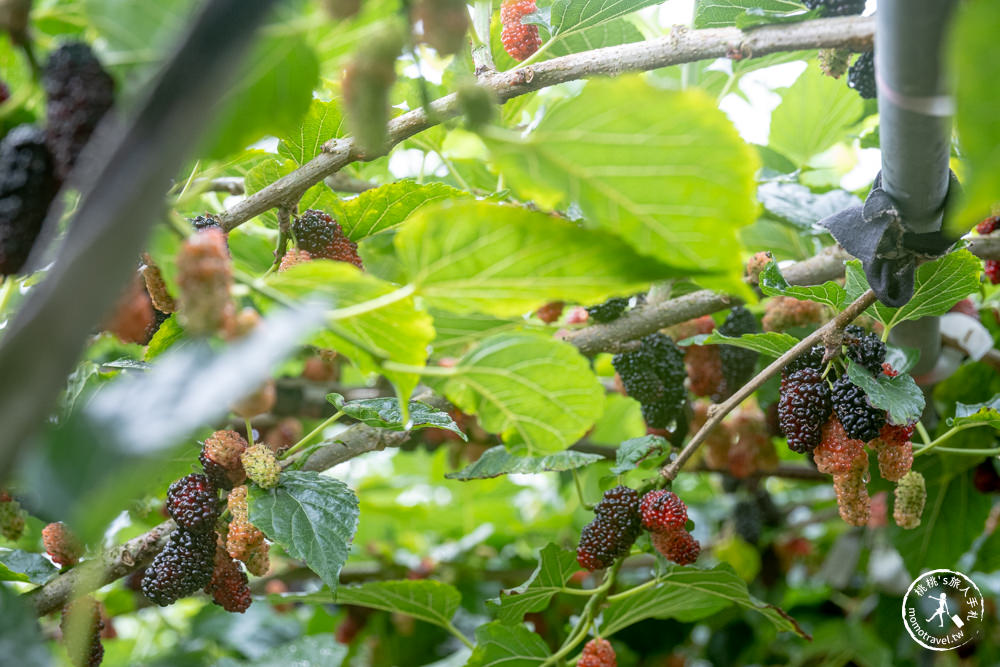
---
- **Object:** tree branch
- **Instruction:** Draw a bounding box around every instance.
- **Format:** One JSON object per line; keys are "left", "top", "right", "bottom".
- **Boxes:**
{"left": 563, "top": 246, "right": 851, "bottom": 356}
{"left": 661, "top": 289, "right": 879, "bottom": 480}
{"left": 217, "top": 16, "right": 874, "bottom": 232}
{"left": 27, "top": 520, "right": 176, "bottom": 617}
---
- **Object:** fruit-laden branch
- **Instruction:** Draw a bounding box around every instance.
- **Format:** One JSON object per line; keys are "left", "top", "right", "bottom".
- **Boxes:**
{"left": 27, "top": 520, "right": 176, "bottom": 617}
{"left": 216, "top": 15, "right": 874, "bottom": 232}
{"left": 660, "top": 289, "right": 879, "bottom": 480}
{"left": 565, "top": 246, "right": 852, "bottom": 356}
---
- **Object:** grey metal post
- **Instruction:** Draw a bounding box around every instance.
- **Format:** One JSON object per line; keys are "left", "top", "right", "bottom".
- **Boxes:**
{"left": 877, "top": 0, "right": 958, "bottom": 376}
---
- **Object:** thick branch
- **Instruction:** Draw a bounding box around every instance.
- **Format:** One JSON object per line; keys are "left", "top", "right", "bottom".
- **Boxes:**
{"left": 296, "top": 423, "right": 411, "bottom": 472}
{"left": 27, "top": 520, "right": 176, "bottom": 617}
{"left": 217, "top": 16, "right": 874, "bottom": 232}
{"left": 564, "top": 246, "right": 851, "bottom": 356}
{"left": 661, "top": 289, "right": 879, "bottom": 480}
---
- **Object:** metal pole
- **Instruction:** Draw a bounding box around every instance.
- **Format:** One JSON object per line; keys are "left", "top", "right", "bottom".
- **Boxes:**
{"left": 877, "top": 0, "right": 958, "bottom": 376}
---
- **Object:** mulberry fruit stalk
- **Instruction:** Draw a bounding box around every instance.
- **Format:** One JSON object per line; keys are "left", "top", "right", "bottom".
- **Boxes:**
{"left": 500, "top": 0, "right": 542, "bottom": 61}
{"left": 576, "top": 486, "right": 641, "bottom": 571}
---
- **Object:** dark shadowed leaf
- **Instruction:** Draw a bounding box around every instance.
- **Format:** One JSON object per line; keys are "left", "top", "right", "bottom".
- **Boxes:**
{"left": 445, "top": 446, "right": 602, "bottom": 480}
{"left": 327, "top": 393, "right": 467, "bottom": 439}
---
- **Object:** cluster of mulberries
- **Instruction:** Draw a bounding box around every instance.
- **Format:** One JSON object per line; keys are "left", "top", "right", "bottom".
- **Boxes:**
{"left": 534, "top": 301, "right": 564, "bottom": 324}
{"left": 674, "top": 316, "right": 724, "bottom": 398}
{"left": 141, "top": 528, "right": 217, "bottom": 606}
{"left": 585, "top": 297, "right": 629, "bottom": 323}
{"left": 205, "top": 536, "right": 252, "bottom": 613}
{"left": 613, "top": 333, "right": 687, "bottom": 429}
{"left": 777, "top": 367, "right": 831, "bottom": 453}
{"left": 640, "top": 490, "right": 700, "bottom": 565}
{"left": 241, "top": 444, "right": 281, "bottom": 489}
{"left": 578, "top": 638, "right": 617, "bottom": 667}
{"left": 61, "top": 596, "right": 105, "bottom": 667}
{"left": 848, "top": 51, "right": 876, "bottom": 99}
{"left": 292, "top": 209, "right": 363, "bottom": 268}
{"left": 103, "top": 274, "right": 157, "bottom": 345}
{"left": 500, "top": 0, "right": 542, "bottom": 61}
{"left": 227, "top": 485, "right": 270, "bottom": 576}
{"left": 976, "top": 216, "right": 1000, "bottom": 284}
{"left": 412, "top": 0, "right": 470, "bottom": 56}
{"left": 893, "top": 471, "right": 926, "bottom": 529}
{"left": 200, "top": 429, "right": 248, "bottom": 489}
{"left": 176, "top": 227, "right": 234, "bottom": 336}
{"left": 0, "top": 125, "right": 60, "bottom": 276}
{"left": 762, "top": 296, "right": 824, "bottom": 332}
{"left": 774, "top": 327, "right": 922, "bottom": 527}
{"left": 42, "top": 521, "right": 83, "bottom": 567}
{"left": 803, "top": 0, "right": 865, "bottom": 16}
{"left": 0, "top": 490, "right": 26, "bottom": 541}
{"left": 715, "top": 307, "right": 760, "bottom": 401}
{"left": 42, "top": 42, "right": 115, "bottom": 181}
{"left": 165, "top": 474, "right": 220, "bottom": 534}
{"left": 576, "top": 486, "right": 641, "bottom": 570}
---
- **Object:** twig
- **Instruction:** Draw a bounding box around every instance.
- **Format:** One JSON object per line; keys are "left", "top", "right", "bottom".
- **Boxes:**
{"left": 216, "top": 16, "right": 874, "bottom": 233}
{"left": 661, "top": 289, "right": 878, "bottom": 480}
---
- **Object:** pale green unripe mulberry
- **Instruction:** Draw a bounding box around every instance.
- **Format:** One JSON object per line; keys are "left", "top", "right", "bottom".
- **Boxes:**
{"left": 893, "top": 471, "right": 926, "bottom": 530}
{"left": 241, "top": 445, "right": 280, "bottom": 489}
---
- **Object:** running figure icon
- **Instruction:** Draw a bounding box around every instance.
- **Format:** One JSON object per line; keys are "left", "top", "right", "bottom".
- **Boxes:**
{"left": 925, "top": 593, "right": 950, "bottom": 628}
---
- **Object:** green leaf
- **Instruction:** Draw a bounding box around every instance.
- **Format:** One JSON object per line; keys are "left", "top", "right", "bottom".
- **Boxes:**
{"left": 682, "top": 331, "right": 798, "bottom": 357}
{"left": 248, "top": 635, "right": 347, "bottom": 667}
{"left": 973, "top": 517, "right": 1000, "bottom": 573}
{"left": 143, "top": 315, "right": 184, "bottom": 361}
{"left": 488, "top": 544, "right": 581, "bottom": 624}
{"left": 428, "top": 309, "right": 535, "bottom": 357}
{"left": 445, "top": 446, "right": 602, "bottom": 480}
{"left": 600, "top": 564, "right": 806, "bottom": 637}
{"left": 758, "top": 260, "right": 846, "bottom": 309}
{"left": 549, "top": 18, "right": 643, "bottom": 57}
{"left": 873, "top": 250, "right": 982, "bottom": 328}
{"left": 466, "top": 622, "right": 550, "bottom": 667}
{"left": 845, "top": 361, "right": 925, "bottom": 426}
{"left": 248, "top": 471, "right": 360, "bottom": 593}
{"left": 326, "top": 393, "right": 467, "bottom": 440}
{"left": 486, "top": 77, "right": 759, "bottom": 294}
{"left": 335, "top": 580, "right": 461, "bottom": 630}
{"left": 610, "top": 435, "right": 670, "bottom": 474}
{"left": 396, "top": 200, "right": 684, "bottom": 317}
{"left": 950, "top": 0, "right": 1000, "bottom": 233}
{"left": 83, "top": 0, "right": 196, "bottom": 74}
{"left": 694, "top": 0, "right": 806, "bottom": 28}
{"left": 443, "top": 333, "right": 606, "bottom": 453}
{"left": 338, "top": 181, "right": 468, "bottom": 242}
{"left": 200, "top": 34, "right": 319, "bottom": 160}
{"left": 0, "top": 548, "right": 58, "bottom": 584}
{"left": 768, "top": 65, "right": 864, "bottom": 166}
{"left": 757, "top": 182, "right": 862, "bottom": 230}
{"left": 949, "top": 395, "right": 1000, "bottom": 429}
{"left": 277, "top": 99, "right": 346, "bottom": 166}
{"left": 266, "top": 261, "right": 435, "bottom": 408}
{"left": 0, "top": 584, "right": 51, "bottom": 666}
{"left": 550, "top": 0, "right": 662, "bottom": 38}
